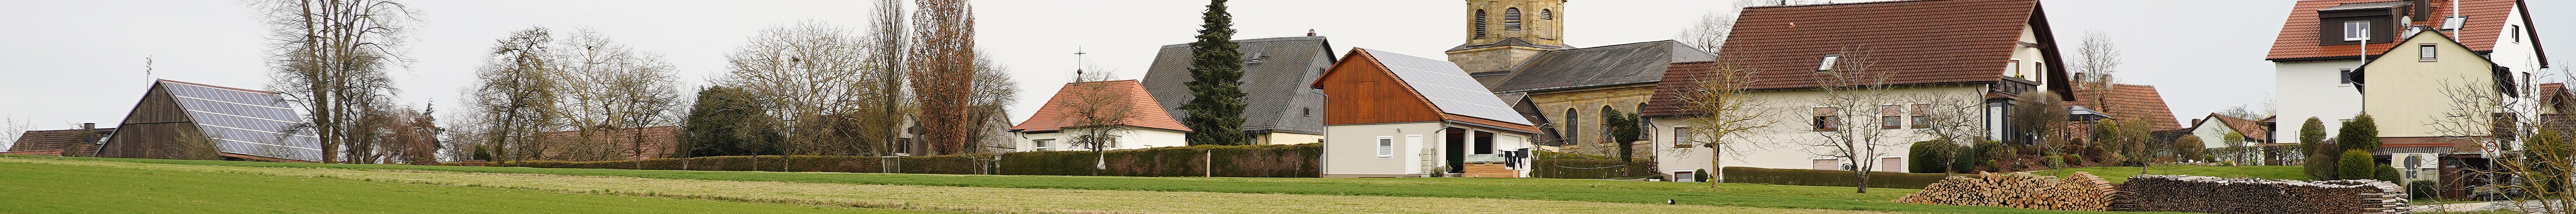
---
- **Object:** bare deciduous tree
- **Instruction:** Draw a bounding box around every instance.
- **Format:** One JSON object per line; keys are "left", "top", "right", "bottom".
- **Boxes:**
{"left": 468, "top": 27, "right": 565, "bottom": 163}
{"left": 1674, "top": 12, "right": 1735, "bottom": 54}
{"left": 1063, "top": 70, "right": 1134, "bottom": 176}
{"left": 720, "top": 20, "right": 875, "bottom": 162}
{"left": 1669, "top": 59, "right": 1769, "bottom": 185}
{"left": 1797, "top": 49, "right": 1914, "bottom": 193}
{"left": 866, "top": 0, "right": 911, "bottom": 172}
{"left": 254, "top": 0, "right": 419, "bottom": 163}
{"left": 556, "top": 29, "right": 684, "bottom": 164}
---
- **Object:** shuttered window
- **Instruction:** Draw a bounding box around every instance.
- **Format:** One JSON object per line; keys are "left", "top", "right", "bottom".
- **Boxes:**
{"left": 1811, "top": 159, "right": 1839, "bottom": 170}
{"left": 1880, "top": 105, "right": 1903, "bottom": 130}
{"left": 1879, "top": 157, "right": 1902, "bottom": 172}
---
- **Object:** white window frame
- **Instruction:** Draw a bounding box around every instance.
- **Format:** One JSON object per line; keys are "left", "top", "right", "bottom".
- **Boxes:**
{"left": 1817, "top": 54, "right": 1840, "bottom": 72}
{"left": 1376, "top": 136, "right": 1395, "bottom": 158}
{"left": 2420, "top": 44, "right": 2439, "bottom": 62}
{"left": 1033, "top": 139, "right": 1056, "bottom": 151}
{"left": 2344, "top": 20, "right": 2372, "bottom": 41}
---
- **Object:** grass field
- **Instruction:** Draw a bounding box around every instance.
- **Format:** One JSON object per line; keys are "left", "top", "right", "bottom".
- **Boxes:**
{"left": 2034, "top": 165, "right": 2307, "bottom": 183}
{"left": 0, "top": 155, "right": 2185, "bottom": 214}
{"left": 0, "top": 158, "right": 928, "bottom": 214}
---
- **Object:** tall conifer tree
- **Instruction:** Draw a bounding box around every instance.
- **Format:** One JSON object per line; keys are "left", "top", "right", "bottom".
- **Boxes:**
{"left": 1182, "top": 0, "right": 1249, "bottom": 145}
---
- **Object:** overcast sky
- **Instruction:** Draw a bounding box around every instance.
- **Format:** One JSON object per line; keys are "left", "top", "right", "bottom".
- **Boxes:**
{"left": 1, "top": 0, "right": 2567, "bottom": 132}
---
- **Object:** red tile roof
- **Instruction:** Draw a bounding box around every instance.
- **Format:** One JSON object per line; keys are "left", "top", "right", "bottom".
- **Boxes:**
{"left": 2266, "top": 0, "right": 2535, "bottom": 61}
{"left": 1718, "top": 0, "right": 2060, "bottom": 90}
{"left": 1012, "top": 80, "right": 1191, "bottom": 133}
{"left": 1646, "top": 0, "right": 2063, "bottom": 117}
{"left": 2074, "top": 84, "right": 2183, "bottom": 130}
{"left": 2204, "top": 114, "right": 2273, "bottom": 142}
{"left": 9, "top": 128, "right": 113, "bottom": 155}
{"left": 539, "top": 126, "right": 679, "bottom": 160}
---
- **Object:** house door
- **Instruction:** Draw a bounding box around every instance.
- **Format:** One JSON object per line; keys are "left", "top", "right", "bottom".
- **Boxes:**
{"left": 1446, "top": 128, "right": 1466, "bottom": 174}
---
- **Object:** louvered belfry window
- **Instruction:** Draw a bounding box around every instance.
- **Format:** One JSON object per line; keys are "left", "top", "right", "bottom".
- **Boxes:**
{"left": 1474, "top": 9, "right": 1488, "bottom": 39}
{"left": 1504, "top": 8, "right": 1522, "bottom": 31}
{"left": 1540, "top": 9, "right": 1553, "bottom": 20}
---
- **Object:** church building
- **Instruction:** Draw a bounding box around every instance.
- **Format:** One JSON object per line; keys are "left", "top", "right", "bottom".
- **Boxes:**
{"left": 1446, "top": 0, "right": 1716, "bottom": 157}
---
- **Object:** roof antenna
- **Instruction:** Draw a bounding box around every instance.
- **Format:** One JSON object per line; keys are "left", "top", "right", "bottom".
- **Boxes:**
{"left": 143, "top": 56, "right": 154, "bottom": 83}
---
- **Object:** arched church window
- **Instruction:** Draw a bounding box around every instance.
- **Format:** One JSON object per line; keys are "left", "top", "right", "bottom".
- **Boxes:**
{"left": 1474, "top": 9, "right": 1489, "bottom": 39}
{"left": 1541, "top": 9, "right": 1553, "bottom": 20}
{"left": 1504, "top": 8, "right": 1523, "bottom": 31}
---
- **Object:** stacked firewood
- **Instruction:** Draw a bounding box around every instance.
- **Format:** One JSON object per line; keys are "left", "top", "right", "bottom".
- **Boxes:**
{"left": 2111, "top": 175, "right": 2407, "bottom": 214}
{"left": 1892, "top": 172, "right": 2117, "bottom": 211}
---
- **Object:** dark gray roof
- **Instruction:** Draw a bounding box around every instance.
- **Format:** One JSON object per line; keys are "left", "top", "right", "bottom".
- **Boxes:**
{"left": 1480, "top": 40, "right": 1716, "bottom": 93}
{"left": 1448, "top": 37, "right": 1576, "bottom": 52}
{"left": 1141, "top": 36, "right": 1335, "bottom": 135}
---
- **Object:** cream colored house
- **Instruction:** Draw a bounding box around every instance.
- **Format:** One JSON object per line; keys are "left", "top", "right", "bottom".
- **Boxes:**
{"left": 1640, "top": 0, "right": 2073, "bottom": 179}
{"left": 2353, "top": 28, "right": 2528, "bottom": 152}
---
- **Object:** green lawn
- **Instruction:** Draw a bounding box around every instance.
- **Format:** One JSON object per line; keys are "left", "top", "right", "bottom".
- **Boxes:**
{"left": 8, "top": 155, "right": 2178, "bottom": 214}
{"left": 2034, "top": 165, "right": 2308, "bottom": 183}
{"left": 0, "top": 158, "right": 930, "bottom": 214}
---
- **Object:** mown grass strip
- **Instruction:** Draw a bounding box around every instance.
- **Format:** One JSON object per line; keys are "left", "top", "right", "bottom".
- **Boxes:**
{"left": 0, "top": 159, "right": 933, "bottom": 214}
{"left": 9, "top": 156, "right": 2167, "bottom": 214}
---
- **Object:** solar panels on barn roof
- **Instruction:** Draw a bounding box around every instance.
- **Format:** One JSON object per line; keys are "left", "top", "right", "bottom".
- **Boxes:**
{"left": 1359, "top": 48, "right": 1534, "bottom": 126}
{"left": 160, "top": 80, "right": 324, "bottom": 162}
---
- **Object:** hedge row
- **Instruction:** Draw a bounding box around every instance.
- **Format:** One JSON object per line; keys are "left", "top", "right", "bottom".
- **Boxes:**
{"left": 1531, "top": 159, "right": 1657, "bottom": 179}
{"left": 1721, "top": 166, "right": 1951, "bottom": 189}
{"left": 496, "top": 144, "right": 1321, "bottom": 178}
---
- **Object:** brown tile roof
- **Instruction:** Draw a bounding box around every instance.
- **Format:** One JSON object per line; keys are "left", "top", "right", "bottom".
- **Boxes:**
{"left": 1012, "top": 80, "right": 1191, "bottom": 133}
{"left": 1646, "top": 0, "right": 2063, "bottom": 117}
{"left": 1719, "top": 0, "right": 2063, "bottom": 90}
{"left": 539, "top": 126, "right": 680, "bottom": 160}
{"left": 2265, "top": 0, "right": 2542, "bottom": 62}
{"left": 2205, "top": 114, "right": 2272, "bottom": 142}
{"left": 9, "top": 128, "right": 113, "bottom": 155}
{"left": 2074, "top": 84, "right": 2183, "bottom": 130}
{"left": 2541, "top": 83, "right": 2573, "bottom": 111}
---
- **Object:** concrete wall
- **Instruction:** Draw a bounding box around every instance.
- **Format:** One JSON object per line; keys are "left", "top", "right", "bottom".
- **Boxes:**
{"left": 1321, "top": 121, "right": 1532, "bottom": 178}
{"left": 1010, "top": 127, "right": 1190, "bottom": 152}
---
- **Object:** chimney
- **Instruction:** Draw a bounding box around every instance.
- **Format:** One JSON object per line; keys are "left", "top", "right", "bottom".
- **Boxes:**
{"left": 82, "top": 123, "right": 94, "bottom": 130}
{"left": 2415, "top": 0, "right": 2431, "bottom": 21}
{"left": 2191, "top": 119, "right": 2203, "bottom": 125}
{"left": 1307, "top": 29, "right": 1317, "bottom": 37}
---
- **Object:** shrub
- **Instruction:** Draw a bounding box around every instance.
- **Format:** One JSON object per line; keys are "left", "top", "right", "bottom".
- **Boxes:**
{"left": 1532, "top": 159, "right": 1652, "bottom": 179}
{"left": 1692, "top": 169, "right": 1710, "bottom": 182}
{"left": 2338, "top": 114, "right": 2381, "bottom": 152}
{"left": 1909, "top": 140, "right": 1956, "bottom": 173}
{"left": 2337, "top": 150, "right": 2377, "bottom": 180}
{"left": 2374, "top": 164, "right": 2400, "bottom": 183}
{"left": 2306, "top": 140, "right": 2342, "bottom": 180}
{"left": 1720, "top": 167, "right": 1948, "bottom": 189}
{"left": 2172, "top": 137, "right": 2205, "bottom": 162}
{"left": 1963, "top": 140, "right": 2001, "bottom": 172}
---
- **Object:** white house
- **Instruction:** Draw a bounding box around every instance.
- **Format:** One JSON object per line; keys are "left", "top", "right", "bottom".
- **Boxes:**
{"left": 1314, "top": 48, "right": 1542, "bottom": 178}
{"left": 1009, "top": 80, "right": 1192, "bottom": 152}
{"left": 1641, "top": 0, "right": 2075, "bottom": 179}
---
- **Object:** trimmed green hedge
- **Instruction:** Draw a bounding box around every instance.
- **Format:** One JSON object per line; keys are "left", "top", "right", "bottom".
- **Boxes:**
{"left": 1532, "top": 159, "right": 1655, "bottom": 179}
{"left": 1720, "top": 166, "right": 1950, "bottom": 189}
{"left": 496, "top": 144, "right": 1321, "bottom": 178}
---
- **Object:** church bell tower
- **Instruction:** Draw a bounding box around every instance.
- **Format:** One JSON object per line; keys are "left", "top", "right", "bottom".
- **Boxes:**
{"left": 1446, "top": 0, "right": 1572, "bottom": 74}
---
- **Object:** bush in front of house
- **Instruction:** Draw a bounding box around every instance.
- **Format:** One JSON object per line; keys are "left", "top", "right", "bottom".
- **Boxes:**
{"left": 1720, "top": 166, "right": 1949, "bottom": 189}
{"left": 1910, "top": 140, "right": 1956, "bottom": 173}
{"left": 1531, "top": 159, "right": 1653, "bottom": 179}
{"left": 2336, "top": 150, "right": 2377, "bottom": 180}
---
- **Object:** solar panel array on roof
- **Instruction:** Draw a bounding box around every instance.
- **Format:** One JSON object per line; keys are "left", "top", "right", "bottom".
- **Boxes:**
{"left": 1360, "top": 48, "right": 1535, "bottom": 126}
{"left": 163, "top": 81, "right": 323, "bottom": 162}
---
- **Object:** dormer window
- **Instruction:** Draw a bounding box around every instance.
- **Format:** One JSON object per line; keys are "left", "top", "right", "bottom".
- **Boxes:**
{"left": 2343, "top": 20, "right": 2372, "bottom": 41}
{"left": 1817, "top": 54, "right": 1840, "bottom": 72}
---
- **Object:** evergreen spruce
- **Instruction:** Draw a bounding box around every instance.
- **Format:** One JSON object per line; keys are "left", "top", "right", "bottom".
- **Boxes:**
{"left": 1181, "top": 0, "right": 1249, "bottom": 145}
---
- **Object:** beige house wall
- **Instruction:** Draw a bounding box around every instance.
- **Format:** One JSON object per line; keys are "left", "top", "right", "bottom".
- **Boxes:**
{"left": 2360, "top": 30, "right": 2503, "bottom": 138}
{"left": 1255, "top": 132, "right": 1325, "bottom": 145}
{"left": 1011, "top": 127, "right": 1191, "bottom": 153}
{"left": 1321, "top": 121, "right": 1533, "bottom": 178}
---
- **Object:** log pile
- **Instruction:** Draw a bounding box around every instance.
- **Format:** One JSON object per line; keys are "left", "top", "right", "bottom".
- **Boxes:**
{"left": 2110, "top": 175, "right": 2407, "bottom": 214}
{"left": 1892, "top": 172, "right": 2117, "bottom": 211}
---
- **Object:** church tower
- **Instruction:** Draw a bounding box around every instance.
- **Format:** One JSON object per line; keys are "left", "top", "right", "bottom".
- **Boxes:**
{"left": 1446, "top": 0, "right": 1572, "bottom": 74}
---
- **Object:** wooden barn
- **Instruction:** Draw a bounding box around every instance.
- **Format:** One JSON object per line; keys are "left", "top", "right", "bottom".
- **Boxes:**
{"left": 95, "top": 79, "right": 323, "bottom": 163}
{"left": 3, "top": 123, "right": 114, "bottom": 156}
